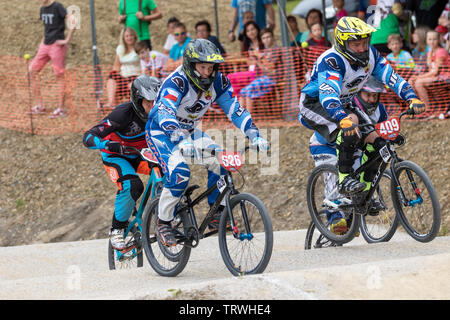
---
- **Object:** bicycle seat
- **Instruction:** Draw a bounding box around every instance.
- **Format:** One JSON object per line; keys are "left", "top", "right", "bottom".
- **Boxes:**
{"left": 185, "top": 185, "right": 200, "bottom": 197}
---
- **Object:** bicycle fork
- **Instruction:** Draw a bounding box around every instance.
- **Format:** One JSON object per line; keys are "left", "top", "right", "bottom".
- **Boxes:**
{"left": 390, "top": 156, "right": 423, "bottom": 208}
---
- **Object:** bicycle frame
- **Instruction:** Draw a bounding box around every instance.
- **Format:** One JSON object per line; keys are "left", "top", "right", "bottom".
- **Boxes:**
{"left": 115, "top": 147, "right": 164, "bottom": 259}
{"left": 173, "top": 147, "right": 251, "bottom": 247}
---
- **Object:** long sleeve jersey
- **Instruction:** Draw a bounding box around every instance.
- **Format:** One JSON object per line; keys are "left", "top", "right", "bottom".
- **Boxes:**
{"left": 146, "top": 66, "right": 260, "bottom": 142}
{"left": 83, "top": 102, "right": 148, "bottom": 156}
{"left": 301, "top": 45, "right": 418, "bottom": 122}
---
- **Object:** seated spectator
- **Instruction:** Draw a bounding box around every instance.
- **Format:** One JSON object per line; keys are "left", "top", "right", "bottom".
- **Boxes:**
{"left": 386, "top": 33, "right": 415, "bottom": 69}
{"left": 135, "top": 41, "right": 168, "bottom": 80}
{"left": 409, "top": 30, "right": 450, "bottom": 110}
{"left": 227, "top": 21, "right": 264, "bottom": 99}
{"left": 307, "top": 22, "right": 330, "bottom": 48}
{"left": 300, "top": 9, "right": 324, "bottom": 43}
{"left": 239, "top": 28, "right": 280, "bottom": 113}
{"left": 106, "top": 27, "right": 140, "bottom": 108}
{"left": 371, "top": 9, "right": 402, "bottom": 54}
{"left": 333, "top": 0, "right": 348, "bottom": 28}
{"left": 241, "top": 20, "right": 265, "bottom": 52}
{"left": 411, "top": 25, "right": 431, "bottom": 70}
{"left": 162, "top": 17, "right": 180, "bottom": 55}
{"left": 195, "top": 20, "right": 226, "bottom": 54}
{"left": 164, "top": 22, "right": 192, "bottom": 72}
{"left": 287, "top": 15, "right": 302, "bottom": 47}
{"left": 435, "top": 24, "right": 448, "bottom": 48}
{"left": 236, "top": 8, "right": 256, "bottom": 45}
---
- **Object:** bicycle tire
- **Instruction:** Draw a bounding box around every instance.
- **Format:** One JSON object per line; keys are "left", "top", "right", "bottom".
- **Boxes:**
{"left": 390, "top": 160, "right": 441, "bottom": 242}
{"left": 142, "top": 197, "right": 191, "bottom": 277}
{"left": 305, "top": 211, "right": 341, "bottom": 250}
{"left": 108, "top": 225, "right": 143, "bottom": 270}
{"left": 306, "top": 164, "right": 360, "bottom": 244}
{"left": 360, "top": 169, "right": 399, "bottom": 243}
{"left": 218, "top": 193, "right": 273, "bottom": 276}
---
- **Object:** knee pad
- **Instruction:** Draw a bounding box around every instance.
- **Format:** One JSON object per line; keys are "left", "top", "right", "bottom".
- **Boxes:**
{"left": 166, "top": 163, "right": 191, "bottom": 198}
{"left": 129, "top": 177, "right": 144, "bottom": 202}
{"left": 337, "top": 141, "right": 357, "bottom": 174}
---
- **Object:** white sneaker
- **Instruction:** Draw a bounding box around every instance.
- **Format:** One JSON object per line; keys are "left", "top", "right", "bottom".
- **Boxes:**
{"left": 109, "top": 228, "right": 126, "bottom": 251}
{"left": 27, "top": 105, "right": 46, "bottom": 115}
{"left": 49, "top": 107, "right": 67, "bottom": 118}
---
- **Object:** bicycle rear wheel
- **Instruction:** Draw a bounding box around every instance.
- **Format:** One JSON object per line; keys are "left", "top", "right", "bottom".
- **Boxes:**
{"left": 306, "top": 164, "right": 360, "bottom": 244}
{"left": 142, "top": 197, "right": 191, "bottom": 277}
{"left": 390, "top": 160, "right": 441, "bottom": 242}
{"left": 218, "top": 193, "right": 273, "bottom": 276}
{"left": 360, "top": 169, "right": 399, "bottom": 243}
{"left": 108, "top": 225, "right": 143, "bottom": 270}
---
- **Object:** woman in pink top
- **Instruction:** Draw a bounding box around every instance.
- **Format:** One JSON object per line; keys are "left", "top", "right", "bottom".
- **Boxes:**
{"left": 409, "top": 30, "right": 449, "bottom": 109}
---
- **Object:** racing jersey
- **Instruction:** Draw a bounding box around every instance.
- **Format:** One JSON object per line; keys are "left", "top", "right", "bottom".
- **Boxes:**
{"left": 147, "top": 66, "right": 260, "bottom": 141}
{"left": 301, "top": 45, "right": 417, "bottom": 122}
{"left": 83, "top": 102, "right": 148, "bottom": 156}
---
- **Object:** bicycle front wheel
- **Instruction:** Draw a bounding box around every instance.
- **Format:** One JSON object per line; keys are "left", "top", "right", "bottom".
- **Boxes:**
{"left": 142, "top": 197, "right": 191, "bottom": 277}
{"left": 391, "top": 160, "right": 441, "bottom": 242}
{"left": 306, "top": 164, "right": 360, "bottom": 244}
{"left": 360, "top": 169, "right": 399, "bottom": 243}
{"left": 218, "top": 193, "right": 273, "bottom": 276}
{"left": 108, "top": 225, "right": 143, "bottom": 270}
{"left": 305, "top": 212, "right": 341, "bottom": 250}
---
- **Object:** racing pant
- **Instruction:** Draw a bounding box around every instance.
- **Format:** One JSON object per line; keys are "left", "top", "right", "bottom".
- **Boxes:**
{"left": 102, "top": 152, "right": 153, "bottom": 229}
{"left": 146, "top": 124, "right": 226, "bottom": 222}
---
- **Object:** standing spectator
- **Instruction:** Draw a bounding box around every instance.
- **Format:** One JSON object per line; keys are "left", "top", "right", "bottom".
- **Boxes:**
{"left": 300, "top": 9, "right": 324, "bottom": 43}
{"left": 370, "top": 9, "right": 401, "bottom": 54}
{"left": 229, "top": 0, "right": 256, "bottom": 42}
{"left": 164, "top": 22, "right": 192, "bottom": 72}
{"left": 404, "top": 0, "right": 447, "bottom": 30}
{"left": 239, "top": 28, "right": 280, "bottom": 112}
{"left": 307, "top": 22, "right": 330, "bottom": 48}
{"left": 106, "top": 27, "right": 141, "bottom": 108}
{"left": 162, "top": 16, "right": 180, "bottom": 55}
{"left": 287, "top": 15, "right": 303, "bottom": 47}
{"left": 391, "top": 2, "right": 414, "bottom": 51}
{"left": 409, "top": 30, "right": 450, "bottom": 110}
{"left": 135, "top": 41, "right": 167, "bottom": 79}
{"left": 195, "top": 20, "right": 226, "bottom": 54}
{"left": 386, "top": 33, "right": 415, "bottom": 68}
{"left": 229, "top": 0, "right": 275, "bottom": 42}
{"left": 29, "top": 0, "right": 75, "bottom": 117}
{"left": 118, "top": 0, "right": 162, "bottom": 50}
{"left": 333, "top": 0, "right": 348, "bottom": 28}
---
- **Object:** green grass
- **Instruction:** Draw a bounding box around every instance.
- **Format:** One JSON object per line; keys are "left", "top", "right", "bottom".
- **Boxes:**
{"left": 273, "top": 0, "right": 303, "bottom": 14}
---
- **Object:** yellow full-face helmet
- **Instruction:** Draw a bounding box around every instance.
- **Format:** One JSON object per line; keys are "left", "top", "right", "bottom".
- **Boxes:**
{"left": 335, "top": 17, "right": 377, "bottom": 67}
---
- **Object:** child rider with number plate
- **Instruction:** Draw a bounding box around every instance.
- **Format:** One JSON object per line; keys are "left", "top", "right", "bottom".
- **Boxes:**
{"left": 299, "top": 17, "right": 426, "bottom": 234}
{"left": 145, "top": 39, "right": 269, "bottom": 247}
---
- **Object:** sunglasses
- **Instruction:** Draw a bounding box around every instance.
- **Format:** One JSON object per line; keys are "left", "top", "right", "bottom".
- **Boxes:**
{"left": 174, "top": 32, "right": 186, "bottom": 36}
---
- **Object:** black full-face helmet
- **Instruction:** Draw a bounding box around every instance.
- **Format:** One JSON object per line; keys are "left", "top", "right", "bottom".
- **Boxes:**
{"left": 354, "top": 76, "right": 387, "bottom": 115}
{"left": 130, "top": 75, "right": 161, "bottom": 122}
{"left": 182, "top": 39, "right": 225, "bottom": 92}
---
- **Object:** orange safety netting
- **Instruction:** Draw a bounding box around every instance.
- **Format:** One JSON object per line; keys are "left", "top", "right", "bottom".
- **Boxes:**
{"left": 0, "top": 46, "right": 449, "bottom": 135}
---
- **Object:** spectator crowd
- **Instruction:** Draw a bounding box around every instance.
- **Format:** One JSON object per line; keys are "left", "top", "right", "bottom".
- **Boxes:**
{"left": 27, "top": 0, "right": 450, "bottom": 119}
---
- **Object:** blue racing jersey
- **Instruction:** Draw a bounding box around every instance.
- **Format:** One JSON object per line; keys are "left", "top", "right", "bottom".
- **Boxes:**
{"left": 147, "top": 66, "right": 260, "bottom": 141}
{"left": 301, "top": 45, "right": 417, "bottom": 122}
